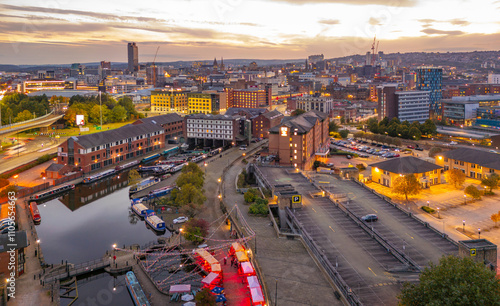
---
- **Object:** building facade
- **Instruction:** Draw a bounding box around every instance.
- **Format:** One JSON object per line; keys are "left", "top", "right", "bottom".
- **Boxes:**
{"left": 188, "top": 92, "right": 219, "bottom": 114}
{"left": 57, "top": 122, "right": 165, "bottom": 173}
{"left": 395, "top": 90, "right": 430, "bottom": 123}
{"left": 377, "top": 85, "right": 397, "bottom": 121}
{"left": 183, "top": 114, "right": 248, "bottom": 147}
{"left": 229, "top": 88, "right": 271, "bottom": 108}
{"left": 133, "top": 113, "right": 183, "bottom": 141}
{"left": 435, "top": 148, "right": 500, "bottom": 180}
{"left": 441, "top": 100, "right": 479, "bottom": 126}
{"left": 127, "top": 42, "right": 139, "bottom": 73}
{"left": 295, "top": 95, "right": 333, "bottom": 114}
{"left": 371, "top": 156, "right": 443, "bottom": 188}
{"left": 417, "top": 67, "right": 443, "bottom": 116}
{"left": 476, "top": 106, "right": 500, "bottom": 130}
{"left": 268, "top": 110, "right": 329, "bottom": 170}
{"left": 253, "top": 110, "right": 284, "bottom": 139}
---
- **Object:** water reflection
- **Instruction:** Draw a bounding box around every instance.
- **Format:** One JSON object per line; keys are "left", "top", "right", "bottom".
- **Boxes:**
{"left": 37, "top": 173, "right": 171, "bottom": 264}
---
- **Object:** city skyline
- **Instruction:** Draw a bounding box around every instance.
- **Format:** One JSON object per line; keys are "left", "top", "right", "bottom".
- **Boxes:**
{"left": 0, "top": 0, "right": 499, "bottom": 65}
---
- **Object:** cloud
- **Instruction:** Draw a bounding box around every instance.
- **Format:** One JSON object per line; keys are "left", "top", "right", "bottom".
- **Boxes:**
{"left": 319, "top": 19, "right": 340, "bottom": 25}
{"left": 418, "top": 18, "right": 471, "bottom": 27}
{"left": 421, "top": 28, "right": 465, "bottom": 35}
{"left": 270, "top": 0, "right": 416, "bottom": 6}
{"left": 368, "top": 17, "right": 381, "bottom": 26}
{"left": 449, "top": 19, "right": 470, "bottom": 26}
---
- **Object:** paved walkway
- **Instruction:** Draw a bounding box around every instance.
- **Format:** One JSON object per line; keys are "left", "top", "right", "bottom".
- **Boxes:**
{"left": 223, "top": 164, "right": 341, "bottom": 306}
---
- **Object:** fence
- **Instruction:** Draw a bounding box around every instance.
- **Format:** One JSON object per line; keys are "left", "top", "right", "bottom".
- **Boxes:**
{"left": 0, "top": 110, "right": 55, "bottom": 131}
{"left": 16, "top": 182, "right": 51, "bottom": 199}
{"left": 53, "top": 172, "right": 83, "bottom": 185}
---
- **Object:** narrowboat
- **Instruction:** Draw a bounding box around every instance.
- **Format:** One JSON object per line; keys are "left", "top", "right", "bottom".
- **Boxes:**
{"left": 141, "top": 153, "right": 161, "bottom": 163}
{"left": 131, "top": 203, "right": 149, "bottom": 218}
{"left": 115, "top": 160, "right": 140, "bottom": 171}
{"left": 125, "top": 271, "right": 151, "bottom": 306}
{"left": 29, "top": 201, "right": 41, "bottom": 224}
{"left": 145, "top": 211, "right": 166, "bottom": 232}
{"left": 82, "top": 169, "right": 117, "bottom": 184}
{"left": 30, "top": 184, "right": 75, "bottom": 201}
{"left": 129, "top": 177, "right": 161, "bottom": 195}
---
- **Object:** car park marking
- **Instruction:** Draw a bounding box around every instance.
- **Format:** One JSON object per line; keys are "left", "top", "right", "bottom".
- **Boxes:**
{"left": 406, "top": 233, "right": 414, "bottom": 239}
{"left": 368, "top": 267, "right": 377, "bottom": 276}
{"left": 372, "top": 209, "right": 378, "bottom": 213}
{"left": 312, "top": 208, "right": 317, "bottom": 213}
{"left": 318, "top": 181, "right": 330, "bottom": 184}
{"left": 329, "top": 226, "right": 335, "bottom": 233}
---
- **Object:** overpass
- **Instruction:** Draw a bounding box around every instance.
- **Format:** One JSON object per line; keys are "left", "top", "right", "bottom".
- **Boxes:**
{"left": 0, "top": 112, "right": 64, "bottom": 136}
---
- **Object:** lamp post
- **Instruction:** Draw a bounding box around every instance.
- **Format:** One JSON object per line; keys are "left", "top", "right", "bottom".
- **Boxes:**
{"left": 36, "top": 239, "right": 40, "bottom": 257}
{"left": 179, "top": 228, "right": 183, "bottom": 244}
{"left": 478, "top": 228, "right": 481, "bottom": 239}
{"left": 464, "top": 194, "right": 466, "bottom": 205}
{"left": 437, "top": 207, "right": 440, "bottom": 218}
{"left": 426, "top": 200, "right": 430, "bottom": 208}
{"left": 275, "top": 279, "right": 278, "bottom": 306}
{"left": 204, "top": 162, "right": 207, "bottom": 176}
{"left": 463, "top": 220, "right": 465, "bottom": 233}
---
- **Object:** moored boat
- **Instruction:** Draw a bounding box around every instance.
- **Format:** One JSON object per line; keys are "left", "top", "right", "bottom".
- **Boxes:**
{"left": 125, "top": 271, "right": 151, "bottom": 306}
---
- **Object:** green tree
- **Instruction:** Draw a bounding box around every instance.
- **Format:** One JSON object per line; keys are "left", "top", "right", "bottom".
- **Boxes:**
{"left": 397, "top": 125, "right": 410, "bottom": 139}
{"left": 14, "top": 109, "right": 33, "bottom": 122}
{"left": 353, "top": 131, "right": 365, "bottom": 139}
{"left": 387, "top": 123, "right": 399, "bottom": 137}
{"left": 465, "top": 185, "right": 481, "bottom": 200}
{"left": 392, "top": 174, "right": 422, "bottom": 201}
{"left": 128, "top": 169, "right": 141, "bottom": 186}
{"left": 176, "top": 183, "right": 206, "bottom": 208}
{"left": 446, "top": 169, "right": 466, "bottom": 189}
{"left": 181, "top": 162, "right": 204, "bottom": 176}
{"left": 367, "top": 117, "right": 378, "bottom": 133}
{"left": 195, "top": 288, "right": 216, "bottom": 306}
{"left": 111, "top": 105, "right": 127, "bottom": 122}
{"left": 392, "top": 138, "right": 402, "bottom": 147}
{"left": 421, "top": 119, "right": 437, "bottom": 136}
{"left": 482, "top": 173, "right": 500, "bottom": 193}
{"left": 244, "top": 190, "right": 257, "bottom": 203}
{"left": 117, "top": 96, "right": 138, "bottom": 118}
{"left": 291, "top": 109, "right": 306, "bottom": 116}
{"left": 398, "top": 255, "right": 500, "bottom": 305}
{"left": 340, "top": 116, "right": 346, "bottom": 124}
{"left": 249, "top": 198, "right": 269, "bottom": 215}
{"left": 428, "top": 147, "right": 443, "bottom": 158}
{"left": 182, "top": 218, "right": 209, "bottom": 243}
{"left": 409, "top": 126, "right": 422, "bottom": 140}
{"left": 339, "top": 129, "right": 349, "bottom": 139}
{"left": 491, "top": 212, "right": 500, "bottom": 227}
{"left": 176, "top": 171, "right": 204, "bottom": 189}
{"left": 329, "top": 121, "right": 339, "bottom": 133}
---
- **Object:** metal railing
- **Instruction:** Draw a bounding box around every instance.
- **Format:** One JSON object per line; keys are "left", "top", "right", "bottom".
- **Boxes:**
{"left": 0, "top": 110, "right": 55, "bottom": 130}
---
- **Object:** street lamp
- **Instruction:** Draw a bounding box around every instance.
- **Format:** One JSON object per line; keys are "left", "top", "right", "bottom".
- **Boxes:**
{"left": 463, "top": 220, "right": 465, "bottom": 232}
{"left": 36, "top": 239, "right": 40, "bottom": 259}
{"left": 478, "top": 228, "right": 481, "bottom": 239}
{"left": 437, "top": 207, "right": 440, "bottom": 218}
{"left": 179, "top": 228, "right": 183, "bottom": 244}
{"left": 426, "top": 200, "right": 430, "bottom": 208}
{"left": 204, "top": 162, "right": 207, "bottom": 175}
{"left": 464, "top": 194, "right": 466, "bottom": 205}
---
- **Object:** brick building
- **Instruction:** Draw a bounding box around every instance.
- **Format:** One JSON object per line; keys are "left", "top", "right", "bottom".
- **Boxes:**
{"left": 268, "top": 110, "right": 329, "bottom": 170}
{"left": 253, "top": 110, "right": 284, "bottom": 139}
{"left": 133, "top": 113, "right": 183, "bottom": 142}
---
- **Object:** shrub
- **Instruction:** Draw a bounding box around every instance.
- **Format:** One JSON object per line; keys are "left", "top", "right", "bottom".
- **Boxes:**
{"left": 37, "top": 154, "right": 52, "bottom": 163}
{"left": 465, "top": 185, "right": 481, "bottom": 200}
{"left": 355, "top": 164, "right": 366, "bottom": 171}
{"left": 339, "top": 129, "right": 349, "bottom": 139}
{"left": 249, "top": 200, "right": 269, "bottom": 215}
{"left": 421, "top": 206, "right": 435, "bottom": 214}
{"left": 428, "top": 147, "right": 443, "bottom": 158}
{"left": 244, "top": 191, "right": 257, "bottom": 203}
{"left": 182, "top": 218, "right": 209, "bottom": 243}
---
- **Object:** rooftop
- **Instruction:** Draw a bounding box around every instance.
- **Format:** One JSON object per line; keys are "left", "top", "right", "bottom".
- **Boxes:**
{"left": 441, "top": 148, "right": 500, "bottom": 171}
{"left": 459, "top": 239, "right": 497, "bottom": 249}
{"left": 135, "top": 113, "right": 183, "bottom": 126}
{"left": 71, "top": 122, "right": 163, "bottom": 149}
{"left": 370, "top": 156, "right": 442, "bottom": 174}
{"left": 269, "top": 110, "right": 328, "bottom": 134}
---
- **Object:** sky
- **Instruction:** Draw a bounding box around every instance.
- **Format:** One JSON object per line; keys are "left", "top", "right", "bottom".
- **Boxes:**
{"left": 0, "top": 0, "right": 500, "bottom": 65}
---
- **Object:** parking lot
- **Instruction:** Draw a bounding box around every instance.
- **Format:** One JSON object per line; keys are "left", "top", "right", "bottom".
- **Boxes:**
{"left": 259, "top": 167, "right": 412, "bottom": 305}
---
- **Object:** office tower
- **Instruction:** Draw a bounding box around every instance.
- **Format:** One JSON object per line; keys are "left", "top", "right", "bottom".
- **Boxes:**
{"left": 127, "top": 42, "right": 139, "bottom": 73}
{"left": 417, "top": 67, "right": 442, "bottom": 116}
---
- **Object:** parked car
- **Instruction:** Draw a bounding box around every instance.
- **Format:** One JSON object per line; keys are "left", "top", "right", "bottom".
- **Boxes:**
{"left": 326, "top": 163, "right": 334, "bottom": 167}
{"left": 173, "top": 216, "right": 189, "bottom": 224}
{"left": 346, "top": 155, "right": 352, "bottom": 159}
{"left": 415, "top": 147, "right": 424, "bottom": 151}
{"left": 407, "top": 145, "right": 415, "bottom": 149}
{"left": 361, "top": 214, "right": 378, "bottom": 222}
{"left": 239, "top": 146, "right": 247, "bottom": 150}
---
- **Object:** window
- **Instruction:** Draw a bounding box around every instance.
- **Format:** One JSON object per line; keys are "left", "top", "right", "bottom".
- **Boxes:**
{"left": 459, "top": 161, "right": 464, "bottom": 166}
{"left": 471, "top": 164, "right": 476, "bottom": 169}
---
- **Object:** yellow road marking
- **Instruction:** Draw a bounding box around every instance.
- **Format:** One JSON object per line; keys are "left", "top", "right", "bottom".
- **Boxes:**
{"left": 372, "top": 209, "right": 378, "bottom": 213}
{"left": 406, "top": 233, "right": 414, "bottom": 239}
{"left": 318, "top": 181, "right": 330, "bottom": 184}
{"left": 312, "top": 208, "right": 317, "bottom": 213}
{"left": 368, "top": 267, "right": 377, "bottom": 276}
{"left": 329, "top": 226, "right": 335, "bottom": 232}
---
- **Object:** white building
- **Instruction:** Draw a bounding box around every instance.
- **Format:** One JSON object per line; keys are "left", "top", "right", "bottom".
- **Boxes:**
{"left": 488, "top": 74, "right": 500, "bottom": 84}
{"left": 395, "top": 91, "right": 430, "bottom": 123}
{"left": 296, "top": 95, "right": 333, "bottom": 114}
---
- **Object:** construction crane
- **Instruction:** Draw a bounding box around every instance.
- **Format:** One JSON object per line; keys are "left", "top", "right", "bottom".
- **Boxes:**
{"left": 371, "top": 36, "right": 378, "bottom": 65}
{"left": 152, "top": 46, "right": 160, "bottom": 87}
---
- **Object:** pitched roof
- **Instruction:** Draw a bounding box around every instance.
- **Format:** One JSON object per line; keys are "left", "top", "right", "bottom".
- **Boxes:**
{"left": 225, "top": 107, "right": 267, "bottom": 118}
{"left": 370, "top": 156, "right": 442, "bottom": 174}
{"left": 45, "top": 163, "right": 64, "bottom": 172}
{"left": 269, "top": 110, "right": 328, "bottom": 134}
{"left": 441, "top": 148, "right": 500, "bottom": 170}
{"left": 136, "top": 113, "right": 183, "bottom": 125}
{"left": 72, "top": 122, "right": 163, "bottom": 149}
{"left": 261, "top": 110, "right": 284, "bottom": 120}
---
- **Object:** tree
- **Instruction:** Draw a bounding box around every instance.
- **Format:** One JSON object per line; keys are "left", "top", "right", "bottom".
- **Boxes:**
{"left": 420, "top": 119, "right": 437, "bottom": 136}
{"left": 249, "top": 198, "right": 269, "bottom": 215}
{"left": 398, "top": 255, "right": 500, "bottom": 305}
{"left": 329, "top": 121, "right": 339, "bottom": 133}
{"left": 428, "top": 147, "right": 443, "bottom": 158}
{"left": 339, "top": 129, "right": 349, "bottom": 139}
{"left": 353, "top": 131, "right": 365, "bottom": 139}
{"left": 14, "top": 109, "right": 33, "bottom": 122}
{"left": 183, "top": 218, "right": 209, "bottom": 243}
{"left": 491, "top": 213, "right": 500, "bottom": 227}
{"left": 367, "top": 118, "right": 378, "bottom": 133}
{"left": 176, "top": 183, "right": 206, "bottom": 208}
{"left": 244, "top": 190, "right": 257, "bottom": 203}
{"left": 176, "top": 171, "right": 204, "bottom": 189}
{"left": 181, "top": 162, "right": 204, "bottom": 176}
{"left": 392, "top": 138, "right": 402, "bottom": 147}
{"left": 195, "top": 288, "right": 216, "bottom": 306}
{"left": 465, "top": 185, "right": 481, "bottom": 200}
{"left": 409, "top": 126, "right": 422, "bottom": 140}
{"left": 291, "top": 109, "right": 306, "bottom": 116}
{"left": 446, "top": 169, "right": 466, "bottom": 189}
{"left": 128, "top": 169, "right": 141, "bottom": 186}
{"left": 392, "top": 174, "right": 421, "bottom": 201}
{"left": 90, "top": 104, "right": 110, "bottom": 124}
{"left": 482, "top": 173, "right": 500, "bottom": 193}
{"left": 340, "top": 116, "right": 346, "bottom": 124}
{"left": 111, "top": 105, "right": 127, "bottom": 122}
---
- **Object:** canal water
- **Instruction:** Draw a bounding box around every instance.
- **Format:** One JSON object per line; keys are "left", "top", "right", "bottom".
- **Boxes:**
{"left": 36, "top": 172, "right": 171, "bottom": 305}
